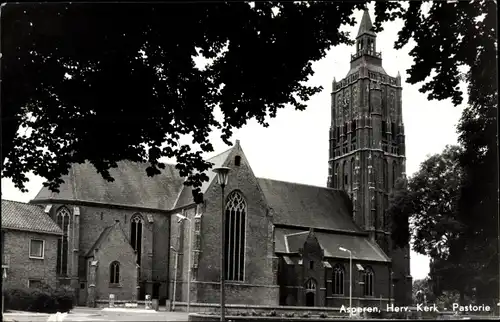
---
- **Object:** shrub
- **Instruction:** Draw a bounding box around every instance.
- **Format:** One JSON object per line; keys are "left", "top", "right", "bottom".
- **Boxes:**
{"left": 266, "top": 310, "right": 277, "bottom": 317}
{"left": 3, "top": 285, "right": 76, "bottom": 313}
{"left": 284, "top": 312, "right": 295, "bottom": 317}
{"left": 251, "top": 309, "right": 259, "bottom": 316}
{"left": 319, "top": 312, "right": 328, "bottom": 318}
{"left": 302, "top": 311, "right": 311, "bottom": 318}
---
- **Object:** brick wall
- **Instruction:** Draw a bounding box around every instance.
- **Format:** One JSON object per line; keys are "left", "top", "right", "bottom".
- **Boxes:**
{"left": 42, "top": 203, "right": 171, "bottom": 302}
{"left": 93, "top": 223, "right": 137, "bottom": 301}
{"left": 194, "top": 146, "right": 277, "bottom": 304}
{"left": 2, "top": 229, "right": 59, "bottom": 289}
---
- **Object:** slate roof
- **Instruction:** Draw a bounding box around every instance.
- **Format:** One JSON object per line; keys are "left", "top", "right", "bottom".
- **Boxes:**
{"left": 173, "top": 147, "right": 233, "bottom": 208}
{"left": 85, "top": 221, "right": 132, "bottom": 257}
{"left": 33, "top": 161, "right": 185, "bottom": 210}
{"left": 275, "top": 227, "right": 390, "bottom": 263}
{"left": 1, "top": 199, "right": 62, "bottom": 235}
{"left": 356, "top": 9, "right": 376, "bottom": 38}
{"left": 257, "top": 178, "right": 360, "bottom": 232}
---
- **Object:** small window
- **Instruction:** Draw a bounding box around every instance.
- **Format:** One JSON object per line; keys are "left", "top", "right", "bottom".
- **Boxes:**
{"left": 29, "top": 240, "right": 44, "bottom": 259}
{"left": 28, "top": 279, "right": 43, "bottom": 288}
{"left": 110, "top": 261, "right": 120, "bottom": 284}
{"left": 309, "top": 261, "right": 314, "bottom": 270}
{"left": 234, "top": 155, "right": 241, "bottom": 166}
{"left": 80, "top": 283, "right": 85, "bottom": 289}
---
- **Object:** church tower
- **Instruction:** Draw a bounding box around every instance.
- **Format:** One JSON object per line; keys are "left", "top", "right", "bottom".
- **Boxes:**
{"left": 327, "top": 9, "right": 406, "bottom": 254}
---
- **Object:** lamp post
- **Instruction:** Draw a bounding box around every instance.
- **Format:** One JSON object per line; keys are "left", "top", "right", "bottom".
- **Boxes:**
{"left": 170, "top": 246, "right": 179, "bottom": 312}
{"left": 212, "top": 166, "right": 231, "bottom": 322}
{"left": 176, "top": 213, "right": 193, "bottom": 314}
{"left": 339, "top": 247, "right": 352, "bottom": 319}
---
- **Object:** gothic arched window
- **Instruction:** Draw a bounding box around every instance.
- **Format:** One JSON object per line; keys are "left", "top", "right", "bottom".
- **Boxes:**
{"left": 56, "top": 207, "right": 70, "bottom": 276}
{"left": 225, "top": 191, "right": 247, "bottom": 281}
{"left": 350, "top": 158, "right": 355, "bottom": 191}
{"left": 333, "top": 264, "right": 345, "bottom": 295}
{"left": 110, "top": 261, "right": 120, "bottom": 284}
{"left": 334, "top": 164, "right": 340, "bottom": 189}
{"left": 342, "top": 161, "right": 348, "bottom": 190}
{"left": 392, "top": 162, "right": 398, "bottom": 188}
{"left": 130, "top": 214, "right": 143, "bottom": 265}
{"left": 363, "top": 266, "right": 375, "bottom": 296}
{"left": 305, "top": 278, "right": 317, "bottom": 292}
{"left": 384, "top": 160, "right": 389, "bottom": 190}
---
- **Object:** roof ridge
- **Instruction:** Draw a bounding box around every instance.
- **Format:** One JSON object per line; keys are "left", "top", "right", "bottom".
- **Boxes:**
{"left": 1, "top": 199, "right": 32, "bottom": 205}
{"left": 257, "top": 177, "right": 343, "bottom": 192}
{"left": 206, "top": 146, "right": 233, "bottom": 162}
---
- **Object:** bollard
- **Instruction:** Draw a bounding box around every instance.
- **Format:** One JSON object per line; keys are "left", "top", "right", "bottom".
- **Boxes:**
{"left": 109, "top": 294, "right": 115, "bottom": 308}
{"left": 145, "top": 294, "right": 152, "bottom": 310}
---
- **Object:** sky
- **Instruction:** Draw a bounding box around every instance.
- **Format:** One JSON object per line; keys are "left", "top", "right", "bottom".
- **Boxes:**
{"left": 1, "top": 4, "right": 466, "bottom": 281}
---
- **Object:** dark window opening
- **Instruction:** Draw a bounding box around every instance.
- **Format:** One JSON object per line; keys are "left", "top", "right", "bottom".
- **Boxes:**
{"left": 110, "top": 261, "right": 120, "bottom": 284}
{"left": 309, "top": 261, "right": 314, "bottom": 270}
{"left": 131, "top": 215, "right": 143, "bottom": 265}
{"left": 363, "top": 267, "right": 374, "bottom": 296}
{"left": 337, "top": 127, "right": 340, "bottom": 142}
{"left": 234, "top": 155, "right": 241, "bottom": 166}
{"left": 351, "top": 120, "right": 357, "bottom": 139}
{"left": 333, "top": 265, "right": 345, "bottom": 295}
{"left": 225, "top": 191, "right": 246, "bottom": 281}
{"left": 382, "top": 121, "right": 387, "bottom": 140}
{"left": 344, "top": 123, "right": 348, "bottom": 136}
{"left": 391, "top": 122, "right": 396, "bottom": 136}
{"left": 56, "top": 207, "right": 70, "bottom": 276}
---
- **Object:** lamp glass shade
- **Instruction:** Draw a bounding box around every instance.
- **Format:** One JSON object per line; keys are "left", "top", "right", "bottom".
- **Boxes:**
{"left": 213, "top": 167, "right": 231, "bottom": 186}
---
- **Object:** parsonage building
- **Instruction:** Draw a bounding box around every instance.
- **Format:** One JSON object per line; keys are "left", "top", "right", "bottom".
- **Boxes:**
{"left": 1, "top": 9, "right": 411, "bottom": 308}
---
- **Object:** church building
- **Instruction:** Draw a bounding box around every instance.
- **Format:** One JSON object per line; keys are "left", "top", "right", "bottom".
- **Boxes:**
{"left": 28, "top": 9, "right": 411, "bottom": 308}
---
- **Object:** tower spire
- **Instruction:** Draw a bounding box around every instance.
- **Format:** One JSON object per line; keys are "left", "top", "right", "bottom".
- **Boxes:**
{"left": 357, "top": 8, "right": 376, "bottom": 38}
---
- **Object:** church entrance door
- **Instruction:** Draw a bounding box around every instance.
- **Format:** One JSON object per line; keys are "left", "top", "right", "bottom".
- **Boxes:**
{"left": 306, "top": 292, "right": 315, "bottom": 307}
{"left": 304, "top": 278, "right": 317, "bottom": 307}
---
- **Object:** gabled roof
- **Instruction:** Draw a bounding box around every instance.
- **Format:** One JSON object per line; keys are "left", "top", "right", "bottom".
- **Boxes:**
{"left": 173, "top": 146, "right": 233, "bottom": 208}
{"left": 33, "top": 161, "right": 185, "bottom": 210}
{"left": 1, "top": 199, "right": 62, "bottom": 235}
{"left": 275, "top": 227, "right": 390, "bottom": 263}
{"left": 85, "top": 221, "right": 133, "bottom": 257}
{"left": 257, "top": 178, "right": 360, "bottom": 232}
{"left": 357, "top": 9, "right": 376, "bottom": 38}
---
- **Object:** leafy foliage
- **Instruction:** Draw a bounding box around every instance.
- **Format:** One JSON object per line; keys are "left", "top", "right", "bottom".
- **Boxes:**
{"left": 3, "top": 284, "right": 75, "bottom": 313}
{"left": 1, "top": 2, "right": 366, "bottom": 200}
{"left": 3, "top": 1, "right": 491, "bottom": 199}
{"left": 387, "top": 178, "right": 411, "bottom": 249}
{"left": 412, "top": 277, "right": 434, "bottom": 305}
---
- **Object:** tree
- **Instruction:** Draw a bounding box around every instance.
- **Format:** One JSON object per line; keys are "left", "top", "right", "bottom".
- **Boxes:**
{"left": 412, "top": 277, "right": 434, "bottom": 305}
{"left": 1, "top": 1, "right": 496, "bottom": 209}
{"left": 1, "top": 1, "right": 375, "bottom": 198}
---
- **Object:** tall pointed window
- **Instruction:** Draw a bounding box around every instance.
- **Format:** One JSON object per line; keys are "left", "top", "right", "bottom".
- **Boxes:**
{"left": 225, "top": 191, "right": 247, "bottom": 281}
{"left": 384, "top": 160, "right": 389, "bottom": 190}
{"left": 110, "top": 261, "right": 120, "bottom": 284}
{"left": 363, "top": 266, "right": 374, "bottom": 296}
{"left": 343, "top": 161, "right": 348, "bottom": 189}
{"left": 56, "top": 207, "right": 70, "bottom": 276}
{"left": 130, "top": 214, "right": 143, "bottom": 265}
{"left": 350, "top": 158, "right": 355, "bottom": 191}
{"left": 392, "top": 162, "right": 398, "bottom": 188}
{"left": 333, "top": 265, "right": 345, "bottom": 295}
{"left": 334, "top": 164, "right": 340, "bottom": 189}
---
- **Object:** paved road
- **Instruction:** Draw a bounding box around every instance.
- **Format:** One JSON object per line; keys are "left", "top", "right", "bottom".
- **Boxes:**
{"left": 4, "top": 307, "right": 189, "bottom": 322}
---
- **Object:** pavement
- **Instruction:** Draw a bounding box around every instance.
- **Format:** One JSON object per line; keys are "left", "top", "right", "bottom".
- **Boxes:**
{"left": 3, "top": 306, "right": 189, "bottom": 322}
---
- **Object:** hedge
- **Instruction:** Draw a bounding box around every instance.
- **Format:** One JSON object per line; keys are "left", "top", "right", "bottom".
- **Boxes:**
{"left": 3, "top": 284, "right": 76, "bottom": 313}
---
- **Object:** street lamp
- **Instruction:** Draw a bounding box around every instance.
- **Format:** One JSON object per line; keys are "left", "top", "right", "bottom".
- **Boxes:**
{"left": 212, "top": 166, "right": 231, "bottom": 322}
{"left": 176, "top": 213, "right": 193, "bottom": 314}
{"left": 170, "top": 246, "right": 179, "bottom": 312}
{"left": 339, "top": 247, "right": 353, "bottom": 319}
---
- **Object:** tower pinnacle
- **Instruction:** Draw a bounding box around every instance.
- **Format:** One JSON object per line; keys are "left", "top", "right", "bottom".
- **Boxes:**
{"left": 356, "top": 9, "right": 376, "bottom": 38}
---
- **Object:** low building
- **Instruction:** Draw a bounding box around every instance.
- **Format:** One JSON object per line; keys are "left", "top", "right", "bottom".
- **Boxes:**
{"left": 1, "top": 199, "right": 63, "bottom": 289}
